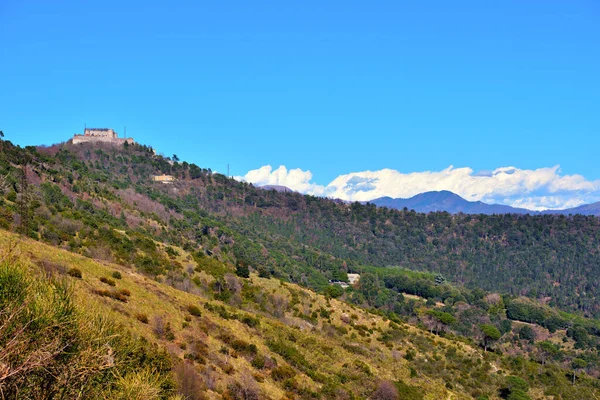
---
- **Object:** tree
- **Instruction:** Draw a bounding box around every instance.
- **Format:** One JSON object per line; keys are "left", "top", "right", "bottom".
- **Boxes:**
{"left": 501, "top": 376, "right": 531, "bottom": 400}
{"left": 537, "top": 341, "right": 559, "bottom": 365}
{"left": 324, "top": 284, "right": 344, "bottom": 298}
{"left": 518, "top": 325, "right": 535, "bottom": 343}
{"left": 359, "top": 272, "right": 380, "bottom": 306}
{"left": 480, "top": 324, "right": 501, "bottom": 352}
{"left": 571, "top": 358, "right": 587, "bottom": 385}
{"left": 426, "top": 310, "right": 456, "bottom": 334}
{"left": 235, "top": 262, "right": 250, "bottom": 279}
{"left": 172, "top": 154, "right": 180, "bottom": 162}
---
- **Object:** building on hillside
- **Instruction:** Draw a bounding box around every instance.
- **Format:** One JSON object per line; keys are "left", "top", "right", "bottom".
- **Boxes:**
{"left": 329, "top": 273, "right": 361, "bottom": 289}
{"left": 152, "top": 174, "right": 175, "bottom": 183}
{"left": 72, "top": 128, "right": 134, "bottom": 145}
{"left": 347, "top": 273, "right": 361, "bottom": 285}
{"left": 328, "top": 280, "right": 350, "bottom": 289}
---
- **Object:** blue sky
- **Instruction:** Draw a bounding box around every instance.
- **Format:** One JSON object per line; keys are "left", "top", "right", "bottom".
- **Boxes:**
{"left": 1, "top": 1, "right": 599, "bottom": 209}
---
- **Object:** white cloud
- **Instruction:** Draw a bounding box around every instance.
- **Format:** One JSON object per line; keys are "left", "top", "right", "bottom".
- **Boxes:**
{"left": 235, "top": 165, "right": 328, "bottom": 196}
{"left": 236, "top": 164, "right": 600, "bottom": 211}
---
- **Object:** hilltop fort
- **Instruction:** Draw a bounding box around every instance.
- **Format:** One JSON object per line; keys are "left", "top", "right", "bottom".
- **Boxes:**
{"left": 72, "top": 128, "right": 134, "bottom": 145}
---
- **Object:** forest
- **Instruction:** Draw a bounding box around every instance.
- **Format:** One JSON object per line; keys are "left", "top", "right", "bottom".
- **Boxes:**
{"left": 2, "top": 137, "right": 600, "bottom": 398}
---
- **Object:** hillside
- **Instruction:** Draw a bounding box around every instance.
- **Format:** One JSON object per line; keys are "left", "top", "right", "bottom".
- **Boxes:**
{"left": 2, "top": 138, "right": 600, "bottom": 397}
{"left": 4, "top": 139, "right": 595, "bottom": 318}
{"left": 2, "top": 230, "right": 599, "bottom": 399}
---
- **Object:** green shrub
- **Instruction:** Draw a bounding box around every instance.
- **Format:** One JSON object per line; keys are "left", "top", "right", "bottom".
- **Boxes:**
{"left": 505, "top": 376, "right": 530, "bottom": 392}
{"left": 241, "top": 315, "right": 260, "bottom": 328}
{"left": 231, "top": 339, "right": 257, "bottom": 355}
{"left": 394, "top": 379, "right": 424, "bottom": 400}
{"left": 267, "top": 340, "right": 311, "bottom": 371}
{"left": 67, "top": 268, "right": 82, "bottom": 278}
{"left": 112, "top": 271, "right": 122, "bottom": 279}
{"left": 187, "top": 304, "right": 202, "bottom": 317}
{"left": 251, "top": 355, "right": 266, "bottom": 369}
{"left": 271, "top": 365, "right": 296, "bottom": 381}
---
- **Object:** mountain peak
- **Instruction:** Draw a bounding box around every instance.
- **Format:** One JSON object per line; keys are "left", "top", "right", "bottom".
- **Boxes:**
{"left": 371, "top": 190, "right": 531, "bottom": 215}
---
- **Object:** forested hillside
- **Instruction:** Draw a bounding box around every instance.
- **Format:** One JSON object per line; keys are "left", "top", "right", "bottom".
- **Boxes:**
{"left": 4, "top": 138, "right": 598, "bottom": 317}
{"left": 2, "top": 137, "right": 600, "bottom": 398}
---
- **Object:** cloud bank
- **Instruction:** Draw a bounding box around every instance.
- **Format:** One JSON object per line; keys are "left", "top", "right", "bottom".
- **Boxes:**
{"left": 235, "top": 165, "right": 600, "bottom": 211}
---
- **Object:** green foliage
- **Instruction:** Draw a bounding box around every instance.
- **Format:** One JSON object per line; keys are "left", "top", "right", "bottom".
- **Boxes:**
{"left": 67, "top": 267, "right": 82, "bottom": 278}
{"left": 266, "top": 339, "right": 311, "bottom": 371}
{"left": 4, "top": 140, "right": 600, "bottom": 397}
{"left": 394, "top": 379, "right": 424, "bottom": 400}
{"left": 324, "top": 284, "right": 344, "bottom": 298}
{"left": 230, "top": 339, "right": 257, "bottom": 355}
{"left": 428, "top": 309, "right": 456, "bottom": 325}
{"left": 271, "top": 365, "right": 296, "bottom": 381}
{"left": 187, "top": 304, "right": 202, "bottom": 317}
{"left": 505, "top": 376, "right": 530, "bottom": 392}
{"left": 481, "top": 324, "right": 501, "bottom": 340}
{"left": 506, "top": 389, "right": 531, "bottom": 400}
{"left": 518, "top": 325, "right": 536, "bottom": 342}
{"left": 235, "top": 262, "right": 250, "bottom": 278}
{"left": 480, "top": 324, "right": 501, "bottom": 351}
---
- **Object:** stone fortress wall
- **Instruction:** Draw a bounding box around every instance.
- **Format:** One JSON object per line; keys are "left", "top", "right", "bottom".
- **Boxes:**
{"left": 72, "top": 128, "right": 134, "bottom": 145}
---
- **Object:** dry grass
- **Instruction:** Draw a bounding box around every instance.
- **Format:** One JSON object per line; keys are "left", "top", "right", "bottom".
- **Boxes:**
{"left": 0, "top": 230, "right": 477, "bottom": 399}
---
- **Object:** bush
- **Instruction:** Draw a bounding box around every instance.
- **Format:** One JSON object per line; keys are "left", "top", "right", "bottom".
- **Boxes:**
{"left": 500, "top": 376, "right": 531, "bottom": 400}
{"left": 231, "top": 339, "right": 258, "bottom": 355}
{"left": 93, "top": 288, "right": 128, "bottom": 302}
{"left": 112, "top": 271, "right": 122, "bottom": 279}
{"left": 518, "top": 326, "right": 535, "bottom": 342}
{"left": 394, "top": 379, "right": 424, "bottom": 400}
{"left": 100, "top": 277, "right": 116, "bottom": 286}
{"left": 187, "top": 304, "right": 202, "bottom": 317}
{"left": 505, "top": 376, "right": 529, "bottom": 392}
{"left": 235, "top": 262, "right": 250, "bottom": 278}
{"left": 67, "top": 268, "right": 82, "bottom": 278}
{"left": 271, "top": 365, "right": 296, "bottom": 381}
{"left": 325, "top": 285, "right": 344, "bottom": 298}
{"left": 241, "top": 315, "right": 260, "bottom": 328}
{"left": 136, "top": 313, "right": 149, "bottom": 324}
{"left": 251, "top": 355, "right": 266, "bottom": 370}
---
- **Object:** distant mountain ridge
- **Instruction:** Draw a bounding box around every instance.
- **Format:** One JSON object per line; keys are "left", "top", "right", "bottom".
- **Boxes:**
{"left": 370, "top": 190, "right": 600, "bottom": 216}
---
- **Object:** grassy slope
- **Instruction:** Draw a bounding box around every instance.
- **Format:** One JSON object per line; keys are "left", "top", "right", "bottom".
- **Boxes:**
{"left": 3, "top": 227, "right": 599, "bottom": 399}
{"left": 0, "top": 229, "right": 470, "bottom": 399}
